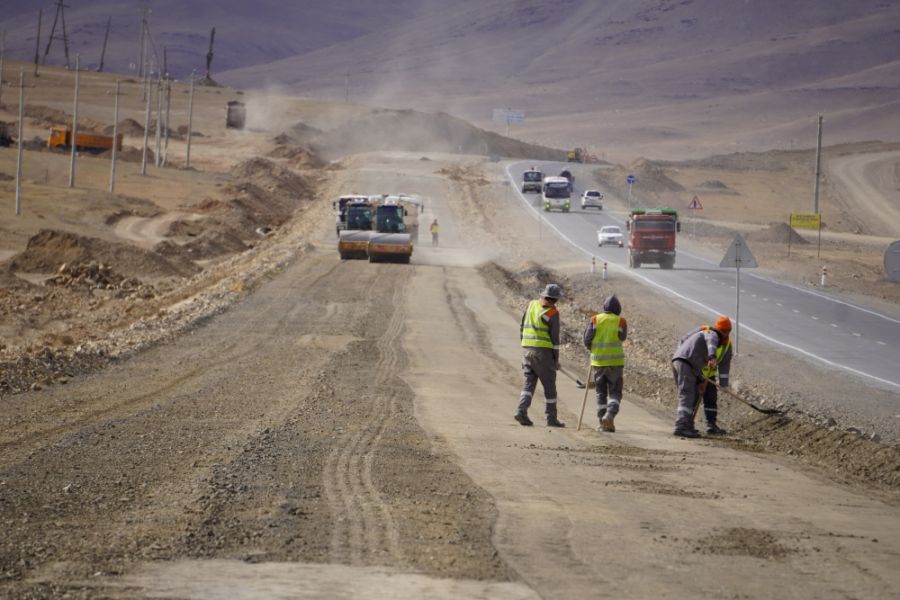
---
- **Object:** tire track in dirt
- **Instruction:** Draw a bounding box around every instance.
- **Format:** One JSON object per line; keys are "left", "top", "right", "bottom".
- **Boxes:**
{"left": 322, "top": 266, "right": 407, "bottom": 566}
{"left": 0, "top": 257, "right": 343, "bottom": 460}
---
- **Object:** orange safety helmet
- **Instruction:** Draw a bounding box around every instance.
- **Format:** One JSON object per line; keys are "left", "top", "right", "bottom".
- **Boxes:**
{"left": 715, "top": 316, "right": 732, "bottom": 334}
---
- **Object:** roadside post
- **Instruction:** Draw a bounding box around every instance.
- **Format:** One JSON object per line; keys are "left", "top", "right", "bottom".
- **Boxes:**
{"left": 68, "top": 54, "right": 80, "bottom": 188}
{"left": 591, "top": 256, "right": 596, "bottom": 274}
{"left": 109, "top": 80, "right": 120, "bottom": 193}
{"left": 720, "top": 234, "right": 758, "bottom": 355}
{"left": 15, "top": 69, "right": 24, "bottom": 215}
{"left": 626, "top": 174, "right": 636, "bottom": 209}
{"left": 141, "top": 77, "right": 152, "bottom": 175}
{"left": 602, "top": 261, "right": 608, "bottom": 281}
{"left": 687, "top": 195, "right": 703, "bottom": 237}
{"left": 186, "top": 72, "right": 195, "bottom": 169}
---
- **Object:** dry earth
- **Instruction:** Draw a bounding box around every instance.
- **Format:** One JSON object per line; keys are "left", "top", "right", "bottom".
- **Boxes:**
{"left": 0, "top": 64, "right": 898, "bottom": 599}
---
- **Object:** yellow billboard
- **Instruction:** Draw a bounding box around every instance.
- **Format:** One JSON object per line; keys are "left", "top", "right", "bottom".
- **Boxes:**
{"left": 790, "top": 212, "right": 821, "bottom": 230}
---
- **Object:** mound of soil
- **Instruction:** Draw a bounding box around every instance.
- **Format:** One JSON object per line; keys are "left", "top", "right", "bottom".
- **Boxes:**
{"left": 699, "top": 179, "right": 729, "bottom": 189}
{"left": 9, "top": 229, "right": 199, "bottom": 280}
{"left": 102, "top": 118, "right": 146, "bottom": 138}
{"left": 747, "top": 222, "right": 809, "bottom": 244}
{"left": 25, "top": 104, "right": 106, "bottom": 133}
{"left": 274, "top": 122, "right": 322, "bottom": 145}
{"left": 627, "top": 158, "right": 685, "bottom": 193}
{"left": 0, "top": 266, "right": 39, "bottom": 291}
{"left": 267, "top": 144, "right": 327, "bottom": 169}
{"left": 46, "top": 262, "right": 156, "bottom": 298}
{"left": 155, "top": 229, "right": 247, "bottom": 260}
{"left": 307, "top": 108, "right": 563, "bottom": 161}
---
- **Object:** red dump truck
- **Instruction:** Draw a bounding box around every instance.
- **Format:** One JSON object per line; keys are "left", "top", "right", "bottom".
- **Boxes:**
{"left": 626, "top": 208, "right": 680, "bottom": 269}
{"left": 47, "top": 127, "right": 123, "bottom": 153}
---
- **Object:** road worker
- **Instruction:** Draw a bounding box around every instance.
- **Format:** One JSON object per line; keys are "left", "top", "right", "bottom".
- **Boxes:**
{"left": 695, "top": 316, "right": 733, "bottom": 434}
{"left": 515, "top": 284, "right": 565, "bottom": 427}
{"left": 430, "top": 219, "right": 439, "bottom": 247}
{"left": 582, "top": 295, "right": 627, "bottom": 432}
{"left": 671, "top": 316, "right": 731, "bottom": 438}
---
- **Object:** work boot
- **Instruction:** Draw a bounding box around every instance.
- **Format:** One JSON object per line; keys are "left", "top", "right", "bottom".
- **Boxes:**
{"left": 600, "top": 415, "right": 616, "bottom": 432}
{"left": 514, "top": 413, "right": 533, "bottom": 427}
{"left": 706, "top": 424, "right": 728, "bottom": 435}
{"left": 547, "top": 417, "right": 565, "bottom": 428}
{"left": 673, "top": 428, "right": 701, "bottom": 439}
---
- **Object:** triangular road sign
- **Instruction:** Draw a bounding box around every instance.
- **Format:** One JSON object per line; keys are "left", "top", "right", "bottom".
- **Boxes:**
{"left": 720, "top": 234, "right": 758, "bottom": 268}
{"left": 688, "top": 195, "right": 703, "bottom": 209}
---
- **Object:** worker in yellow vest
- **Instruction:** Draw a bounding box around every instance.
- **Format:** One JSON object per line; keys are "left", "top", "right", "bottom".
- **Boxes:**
{"left": 582, "top": 295, "right": 627, "bottom": 432}
{"left": 515, "top": 284, "right": 565, "bottom": 427}
{"left": 430, "top": 219, "right": 439, "bottom": 247}
{"left": 671, "top": 316, "right": 731, "bottom": 438}
{"left": 695, "top": 317, "right": 733, "bottom": 434}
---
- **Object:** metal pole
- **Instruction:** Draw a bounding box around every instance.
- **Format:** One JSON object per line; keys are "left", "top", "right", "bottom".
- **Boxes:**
{"left": 68, "top": 54, "right": 80, "bottom": 188}
{"left": 186, "top": 72, "right": 194, "bottom": 169}
{"left": 163, "top": 79, "right": 171, "bottom": 166}
{"left": 15, "top": 69, "right": 25, "bottom": 215}
{"left": 98, "top": 16, "right": 111, "bottom": 72}
{"left": 735, "top": 265, "right": 741, "bottom": 356}
{"left": 154, "top": 76, "right": 162, "bottom": 167}
{"left": 813, "top": 114, "right": 823, "bottom": 214}
{"left": 141, "top": 78, "right": 152, "bottom": 175}
{"left": 344, "top": 73, "right": 349, "bottom": 103}
{"left": 626, "top": 183, "right": 632, "bottom": 210}
{"left": 109, "top": 80, "right": 120, "bottom": 193}
{"left": 34, "top": 9, "right": 42, "bottom": 77}
{"left": 0, "top": 30, "right": 5, "bottom": 107}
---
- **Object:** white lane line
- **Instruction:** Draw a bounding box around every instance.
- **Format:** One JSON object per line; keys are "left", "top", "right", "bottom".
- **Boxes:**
{"left": 853, "top": 332, "right": 861, "bottom": 337}
{"left": 812, "top": 316, "right": 819, "bottom": 320}
{"left": 793, "top": 309, "right": 799, "bottom": 313}
{"left": 505, "top": 162, "right": 900, "bottom": 391}
{"left": 878, "top": 341, "right": 887, "bottom": 345}
{"left": 776, "top": 302, "right": 783, "bottom": 307}
{"left": 831, "top": 323, "right": 838, "bottom": 328}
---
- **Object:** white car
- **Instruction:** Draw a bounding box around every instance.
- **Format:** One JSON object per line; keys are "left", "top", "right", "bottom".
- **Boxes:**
{"left": 597, "top": 225, "right": 624, "bottom": 247}
{"left": 581, "top": 189, "right": 604, "bottom": 210}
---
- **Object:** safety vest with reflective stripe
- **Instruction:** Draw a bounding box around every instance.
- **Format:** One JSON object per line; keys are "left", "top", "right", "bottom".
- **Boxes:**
{"left": 701, "top": 334, "right": 730, "bottom": 378}
{"left": 521, "top": 300, "right": 556, "bottom": 349}
{"left": 590, "top": 312, "right": 624, "bottom": 367}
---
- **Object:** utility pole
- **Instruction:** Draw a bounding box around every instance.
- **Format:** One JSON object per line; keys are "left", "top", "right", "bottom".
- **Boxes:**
{"left": 138, "top": 9, "right": 148, "bottom": 79}
{"left": 345, "top": 73, "right": 349, "bottom": 103}
{"left": 15, "top": 69, "right": 25, "bottom": 215}
{"left": 97, "top": 16, "right": 111, "bottom": 72}
{"left": 43, "top": 0, "right": 71, "bottom": 69}
{"left": 205, "top": 27, "right": 216, "bottom": 81}
{"left": 813, "top": 114, "right": 823, "bottom": 214}
{"left": 109, "top": 80, "right": 120, "bottom": 193}
{"left": 68, "top": 54, "right": 80, "bottom": 188}
{"left": 186, "top": 72, "right": 194, "bottom": 169}
{"left": 0, "top": 30, "right": 5, "bottom": 107}
{"left": 33, "top": 9, "right": 43, "bottom": 77}
{"left": 141, "top": 78, "right": 152, "bottom": 175}
{"left": 154, "top": 76, "right": 162, "bottom": 167}
{"left": 163, "top": 79, "right": 171, "bottom": 166}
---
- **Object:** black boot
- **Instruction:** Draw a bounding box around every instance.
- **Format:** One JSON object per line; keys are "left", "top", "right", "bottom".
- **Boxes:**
{"left": 546, "top": 405, "right": 565, "bottom": 428}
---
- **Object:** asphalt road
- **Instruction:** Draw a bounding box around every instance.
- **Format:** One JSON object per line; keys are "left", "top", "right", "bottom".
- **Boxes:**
{"left": 507, "top": 162, "right": 900, "bottom": 397}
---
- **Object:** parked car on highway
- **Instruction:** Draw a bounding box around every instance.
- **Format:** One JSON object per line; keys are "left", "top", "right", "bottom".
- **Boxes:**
{"left": 580, "top": 189, "right": 604, "bottom": 210}
{"left": 597, "top": 225, "right": 624, "bottom": 247}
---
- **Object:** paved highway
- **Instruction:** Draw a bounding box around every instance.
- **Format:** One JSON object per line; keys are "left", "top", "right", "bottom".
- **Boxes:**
{"left": 507, "top": 162, "right": 900, "bottom": 394}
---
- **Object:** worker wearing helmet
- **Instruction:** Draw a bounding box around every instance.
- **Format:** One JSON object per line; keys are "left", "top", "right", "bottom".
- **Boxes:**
{"left": 671, "top": 316, "right": 731, "bottom": 438}
{"left": 695, "top": 316, "right": 733, "bottom": 434}
{"left": 430, "top": 219, "right": 439, "bottom": 247}
{"left": 582, "top": 295, "right": 627, "bottom": 432}
{"left": 515, "top": 284, "right": 565, "bottom": 427}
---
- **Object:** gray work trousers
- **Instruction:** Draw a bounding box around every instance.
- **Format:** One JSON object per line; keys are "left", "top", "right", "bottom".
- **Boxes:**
{"left": 672, "top": 359, "right": 700, "bottom": 431}
{"left": 592, "top": 365, "right": 623, "bottom": 420}
{"left": 517, "top": 348, "right": 558, "bottom": 419}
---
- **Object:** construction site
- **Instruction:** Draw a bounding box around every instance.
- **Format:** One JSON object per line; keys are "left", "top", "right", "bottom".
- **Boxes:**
{"left": 1, "top": 1, "right": 899, "bottom": 598}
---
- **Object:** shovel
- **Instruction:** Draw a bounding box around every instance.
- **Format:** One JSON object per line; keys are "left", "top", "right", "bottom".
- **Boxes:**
{"left": 558, "top": 365, "right": 587, "bottom": 389}
{"left": 701, "top": 375, "right": 784, "bottom": 415}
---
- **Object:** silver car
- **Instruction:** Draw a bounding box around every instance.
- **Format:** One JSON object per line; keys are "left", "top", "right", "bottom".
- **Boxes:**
{"left": 581, "top": 189, "right": 604, "bottom": 210}
{"left": 597, "top": 225, "right": 624, "bottom": 247}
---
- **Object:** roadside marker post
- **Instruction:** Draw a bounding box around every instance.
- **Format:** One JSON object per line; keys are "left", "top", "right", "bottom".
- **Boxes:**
{"left": 15, "top": 68, "right": 24, "bottom": 215}
{"left": 591, "top": 256, "right": 596, "bottom": 274}
{"left": 109, "top": 80, "right": 120, "bottom": 193}
{"left": 602, "top": 261, "right": 608, "bottom": 281}
{"left": 820, "top": 266, "right": 827, "bottom": 287}
{"left": 720, "top": 234, "right": 758, "bottom": 355}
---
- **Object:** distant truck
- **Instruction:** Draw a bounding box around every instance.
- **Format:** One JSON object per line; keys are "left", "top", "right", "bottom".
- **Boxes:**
{"left": 567, "top": 148, "right": 585, "bottom": 163}
{"left": 521, "top": 167, "right": 544, "bottom": 193}
{"left": 542, "top": 176, "right": 571, "bottom": 212}
{"left": 47, "top": 126, "right": 123, "bottom": 153}
{"left": 626, "top": 208, "right": 680, "bottom": 269}
{"left": 226, "top": 101, "right": 246, "bottom": 130}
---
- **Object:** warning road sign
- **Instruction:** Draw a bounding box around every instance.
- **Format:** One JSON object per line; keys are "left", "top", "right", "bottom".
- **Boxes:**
{"left": 688, "top": 195, "right": 703, "bottom": 210}
{"left": 720, "top": 234, "right": 758, "bottom": 269}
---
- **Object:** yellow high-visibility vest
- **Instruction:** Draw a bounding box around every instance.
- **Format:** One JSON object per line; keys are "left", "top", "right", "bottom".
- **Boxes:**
{"left": 702, "top": 338, "right": 730, "bottom": 378}
{"left": 590, "top": 313, "right": 624, "bottom": 367}
{"left": 521, "top": 300, "right": 555, "bottom": 349}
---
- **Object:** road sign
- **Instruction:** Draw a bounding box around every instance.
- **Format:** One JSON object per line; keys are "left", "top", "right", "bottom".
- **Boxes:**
{"left": 688, "top": 195, "right": 703, "bottom": 210}
{"left": 885, "top": 240, "right": 900, "bottom": 284}
{"left": 626, "top": 174, "right": 636, "bottom": 185}
{"left": 720, "top": 234, "right": 758, "bottom": 268}
{"left": 790, "top": 212, "right": 821, "bottom": 230}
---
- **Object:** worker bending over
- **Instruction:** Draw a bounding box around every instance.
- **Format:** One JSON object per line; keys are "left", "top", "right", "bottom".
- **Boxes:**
{"left": 515, "top": 284, "right": 565, "bottom": 428}
{"left": 583, "top": 295, "right": 627, "bottom": 432}
{"left": 694, "top": 317, "right": 732, "bottom": 434}
{"left": 671, "top": 316, "right": 732, "bottom": 438}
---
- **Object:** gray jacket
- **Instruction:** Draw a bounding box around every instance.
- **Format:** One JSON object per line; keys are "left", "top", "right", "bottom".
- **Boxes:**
{"left": 672, "top": 328, "right": 721, "bottom": 377}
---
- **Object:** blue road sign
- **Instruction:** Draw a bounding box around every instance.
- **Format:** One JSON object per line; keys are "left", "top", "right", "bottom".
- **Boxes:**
{"left": 626, "top": 175, "right": 636, "bottom": 185}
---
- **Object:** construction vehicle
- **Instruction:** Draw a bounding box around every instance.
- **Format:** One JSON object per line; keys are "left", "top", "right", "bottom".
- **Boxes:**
{"left": 226, "top": 101, "right": 246, "bottom": 130}
{"left": 567, "top": 148, "right": 585, "bottom": 163}
{"left": 367, "top": 198, "right": 414, "bottom": 263}
{"left": 543, "top": 176, "right": 571, "bottom": 212}
{"left": 337, "top": 199, "right": 375, "bottom": 259}
{"left": 626, "top": 208, "right": 681, "bottom": 269}
{"left": 334, "top": 195, "right": 370, "bottom": 236}
{"left": 521, "top": 167, "right": 544, "bottom": 193}
{"left": 47, "top": 127, "right": 123, "bottom": 153}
